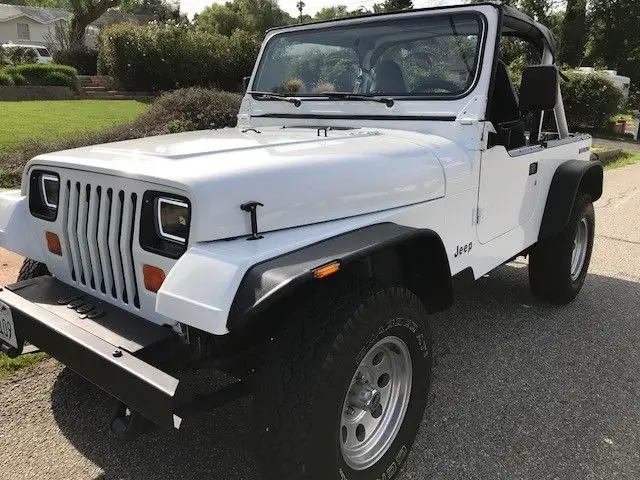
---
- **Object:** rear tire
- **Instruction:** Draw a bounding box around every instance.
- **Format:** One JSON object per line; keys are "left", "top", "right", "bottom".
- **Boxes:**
{"left": 529, "top": 193, "right": 595, "bottom": 303}
{"left": 254, "top": 278, "right": 432, "bottom": 480}
{"left": 17, "top": 259, "right": 50, "bottom": 282}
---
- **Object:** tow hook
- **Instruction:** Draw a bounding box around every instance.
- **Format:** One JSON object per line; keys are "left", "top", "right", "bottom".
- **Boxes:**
{"left": 109, "top": 401, "right": 153, "bottom": 441}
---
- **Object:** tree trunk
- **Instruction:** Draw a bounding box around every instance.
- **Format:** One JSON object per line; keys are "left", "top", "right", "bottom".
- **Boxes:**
{"left": 68, "top": 0, "right": 119, "bottom": 51}
{"left": 559, "top": 0, "right": 587, "bottom": 67}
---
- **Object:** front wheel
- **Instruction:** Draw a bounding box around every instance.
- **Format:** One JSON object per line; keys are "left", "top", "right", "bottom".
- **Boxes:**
{"left": 17, "top": 259, "right": 50, "bottom": 281}
{"left": 254, "top": 280, "right": 432, "bottom": 479}
{"left": 529, "top": 193, "right": 595, "bottom": 303}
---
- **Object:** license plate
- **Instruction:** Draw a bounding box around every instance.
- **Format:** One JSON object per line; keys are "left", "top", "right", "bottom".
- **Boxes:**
{"left": 0, "top": 301, "right": 17, "bottom": 349}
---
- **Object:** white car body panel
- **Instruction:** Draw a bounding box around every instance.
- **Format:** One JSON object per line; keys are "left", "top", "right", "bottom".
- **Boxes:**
{"left": 0, "top": 4, "right": 595, "bottom": 337}
{"left": 26, "top": 128, "right": 445, "bottom": 243}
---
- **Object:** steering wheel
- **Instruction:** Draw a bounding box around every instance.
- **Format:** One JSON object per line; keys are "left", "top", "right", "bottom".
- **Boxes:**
{"left": 411, "top": 78, "right": 460, "bottom": 94}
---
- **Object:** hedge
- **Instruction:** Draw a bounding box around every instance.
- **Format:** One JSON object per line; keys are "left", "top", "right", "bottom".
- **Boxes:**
{"left": 98, "top": 22, "right": 261, "bottom": 92}
{"left": 562, "top": 71, "right": 624, "bottom": 131}
{"left": 0, "top": 63, "right": 79, "bottom": 90}
{"left": 0, "top": 88, "right": 242, "bottom": 188}
{"left": 53, "top": 49, "right": 98, "bottom": 75}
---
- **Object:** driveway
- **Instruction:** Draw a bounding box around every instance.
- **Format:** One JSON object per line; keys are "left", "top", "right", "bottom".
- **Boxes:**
{"left": 1, "top": 163, "right": 640, "bottom": 480}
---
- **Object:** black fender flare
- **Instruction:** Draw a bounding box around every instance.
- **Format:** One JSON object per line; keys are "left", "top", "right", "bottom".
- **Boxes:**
{"left": 538, "top": 159, "right": 603, "bottom": 240}
{"left": 227, "top": 222, "right": 452, "bottom": 331}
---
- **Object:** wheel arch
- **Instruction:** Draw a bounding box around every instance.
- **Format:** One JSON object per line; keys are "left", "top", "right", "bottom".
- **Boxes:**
{"left": 227, "top": 222, "right": 453, "bottom": 332}
{"left": 538, "top": 159, "right": 603, "bottom": 240}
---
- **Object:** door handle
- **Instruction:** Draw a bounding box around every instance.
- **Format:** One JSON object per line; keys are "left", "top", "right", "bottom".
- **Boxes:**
{"left": 529, "top": 162, "right": 538, "bottom": 175}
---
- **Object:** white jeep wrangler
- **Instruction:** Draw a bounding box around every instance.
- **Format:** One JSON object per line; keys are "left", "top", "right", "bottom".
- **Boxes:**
{"left": 0, "top": 3, "right": 602, "bottom": 479}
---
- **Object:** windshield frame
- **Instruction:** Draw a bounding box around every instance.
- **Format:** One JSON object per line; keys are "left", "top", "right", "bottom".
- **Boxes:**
{"left": 250, "top": 10, "right": 488, "bottom": 103}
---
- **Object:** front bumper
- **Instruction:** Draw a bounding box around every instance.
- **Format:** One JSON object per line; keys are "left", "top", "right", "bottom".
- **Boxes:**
{"left": 0, "top": 276, "right": 184, "bottom": 428}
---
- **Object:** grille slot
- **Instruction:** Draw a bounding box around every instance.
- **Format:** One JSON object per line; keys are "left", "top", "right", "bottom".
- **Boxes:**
{"left": 62, "top": 181, "right": 140, "bottom": 308}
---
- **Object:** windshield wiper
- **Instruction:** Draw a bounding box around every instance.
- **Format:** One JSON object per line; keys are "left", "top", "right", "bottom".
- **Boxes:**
{"left": 321, "top": 92, "right": 395, "bottom": 107}
{"left": 249, "top": 91, "right": 302, "bottom": 107}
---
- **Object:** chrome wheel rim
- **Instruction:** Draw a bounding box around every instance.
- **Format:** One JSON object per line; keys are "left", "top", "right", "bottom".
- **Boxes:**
{"left": 340, "top": 335, "right": 412, "bottom": 470}
{"left": 571, "top": 218, "right": 589, "bottom": 281}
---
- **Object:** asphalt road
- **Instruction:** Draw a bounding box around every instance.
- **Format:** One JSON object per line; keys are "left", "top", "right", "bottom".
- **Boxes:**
{"left": 1, "top": 163, "right": 640, "bottom": 480}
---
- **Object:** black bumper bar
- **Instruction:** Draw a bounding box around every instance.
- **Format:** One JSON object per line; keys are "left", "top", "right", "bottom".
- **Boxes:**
{"left": 0, "top": 277, "right": 183, "bottom": 429}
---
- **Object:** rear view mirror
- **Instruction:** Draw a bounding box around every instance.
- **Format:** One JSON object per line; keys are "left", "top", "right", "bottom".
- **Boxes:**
{"left": 242, "top": 76, "right": 251, "bottom": 93}
{"left": 519, "top": 65, "right": 558, "bottom": 111}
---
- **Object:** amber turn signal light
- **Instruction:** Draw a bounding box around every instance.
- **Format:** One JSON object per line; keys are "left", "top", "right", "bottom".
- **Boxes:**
{"left": 143, "top": 264, "right": 166, "bottom": 293}
{"left": 45, "top": 231, "right": 62, "bottom": 256}
{"left": 312, "top": 261, "right": 341, "bottom": 279}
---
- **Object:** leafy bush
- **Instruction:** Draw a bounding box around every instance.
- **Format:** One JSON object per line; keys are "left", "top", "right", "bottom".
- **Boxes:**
{"left": 53, "top": 49, "right": 98, "bottom": 75}
{"left": 0, "top": 72, "right": 14, "bottom": 85}
{"left": 0, "top": 88, "right": 242, "bottom": 187}
{"left": 1, "top": 63, "right": 79, "bottom": 90}
{"left": 562, "top": 71, "right": 624, "bottom": 131}
{"left": 5, "top": 46, "right": 37, "bottom": 65}
{"left": 98, "top": 22, "right": 260, "bottom": 92}
{"left": 42, "top": 71, "right": 74, "bottom": 87}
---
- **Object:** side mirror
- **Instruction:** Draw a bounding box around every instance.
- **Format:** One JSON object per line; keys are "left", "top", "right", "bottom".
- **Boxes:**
{"left": 242, "top": 76, "right": 251, "bottom": 93}
{"left": 519, "top": 65, "right": 558, "bottom": 112}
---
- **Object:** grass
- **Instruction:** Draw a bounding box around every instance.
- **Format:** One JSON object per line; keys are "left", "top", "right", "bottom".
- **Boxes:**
{"left": 0, "top": 352, "right": 48, "bottom": 380}
{"left": 604, "top": 151, "right": 640, "bottom": 170}
{"left": 0, "top": 100, "right": 148, "bottom": 152}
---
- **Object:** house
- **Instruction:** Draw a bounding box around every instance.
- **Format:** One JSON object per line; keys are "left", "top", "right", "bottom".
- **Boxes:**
{"left": 0, "top": 3, "right": 152, "bottom": 49}
{"left": 0, "top": 4, "right": 70, "bottom": 47}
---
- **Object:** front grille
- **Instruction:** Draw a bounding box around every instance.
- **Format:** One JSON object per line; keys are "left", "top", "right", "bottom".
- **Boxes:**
{"left": 60, "top": 180, "right": 140, "bottom": 308}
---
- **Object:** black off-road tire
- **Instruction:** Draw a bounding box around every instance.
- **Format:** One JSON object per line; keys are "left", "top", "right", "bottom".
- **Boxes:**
{"left": 529, "top": 193, "right": 595, "bottom": 303}
{"left": 17, "top": 259, "right": 50, "bottom": 282}
{"left": 254, "top": 278, "right": 432, "bottom": 480}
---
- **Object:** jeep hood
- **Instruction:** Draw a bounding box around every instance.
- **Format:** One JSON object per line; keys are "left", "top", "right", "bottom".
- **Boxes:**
{"left": 28, "top": 127, "right": 445, "bottom": 242}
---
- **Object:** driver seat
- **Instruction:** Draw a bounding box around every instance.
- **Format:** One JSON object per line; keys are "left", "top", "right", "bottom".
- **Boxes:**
{"left": 487, "top": 60, "right": 526, "bottom": 150}
{"left": 374, "top": 61, "right": 407, "bottom": 93}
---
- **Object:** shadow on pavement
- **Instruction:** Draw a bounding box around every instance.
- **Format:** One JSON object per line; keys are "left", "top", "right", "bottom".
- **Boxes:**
{"left": 50, "top": 263, "right": 640, "bottom": 479}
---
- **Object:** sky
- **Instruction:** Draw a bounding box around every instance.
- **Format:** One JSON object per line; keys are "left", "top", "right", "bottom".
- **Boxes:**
{"left": 180, "top": 0, "right": 460, "bottom": 19}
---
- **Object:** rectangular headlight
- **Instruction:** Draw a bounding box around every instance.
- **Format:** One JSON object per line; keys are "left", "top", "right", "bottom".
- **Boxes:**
{"left": 157, "top": 197, "right": 189, "bottom": 244}
{"left": 40, "top": 173, "right": 59, "bottom": 210}
{"left": 29, "top": 170, "right": 59, "bottom": 222}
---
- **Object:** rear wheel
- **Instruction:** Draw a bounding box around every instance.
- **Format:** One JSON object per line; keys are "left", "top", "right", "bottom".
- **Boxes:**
{"left": 254, "top": 279, "right": 432, "bottom": 479}
{"left": 17, "top": 259, "right": 50, "bottom": 282}
{"left": 529, "top": 193, "right": 595, "bottom": 303}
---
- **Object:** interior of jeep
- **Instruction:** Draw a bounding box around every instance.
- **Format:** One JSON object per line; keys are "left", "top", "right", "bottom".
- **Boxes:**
{"left": 486, "top": 10, "right": 561, "bottom": 151}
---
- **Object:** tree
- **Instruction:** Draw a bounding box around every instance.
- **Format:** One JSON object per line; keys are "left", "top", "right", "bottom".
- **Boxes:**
{"left": 195, "top": 0, "right": 291, "bottom": 36}
{"left": 195, "top": 2, "right": 243, "bottom": 36}
{"left": 120, "top": 0, "right": 183, "bottom": 22}
{"left": 67, "top": 0, "right": 119, "bottom": 51}
{"left": 313, "top": 5, "right": 350, "bottom": 21}
{"left": 587, "top": 0, "right": 640, "bottom": 102}
{"left": 559, "top": 0, "right": 586, "bottom": 67}
{"left": 0, "top": 0, "right": 70, "bottom": 6}
{"left": 373, "top": 0, "right": 413, "bottom": 13}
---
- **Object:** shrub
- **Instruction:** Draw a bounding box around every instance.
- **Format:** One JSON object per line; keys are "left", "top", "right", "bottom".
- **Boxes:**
{"left": 562, "top": 71, "right": 624, "bottom": 131}
{"left": 136, "top": 88, "right": 243, "bottom": 131}
{"left": 5, "top": 46, "right": 37, "bottom": 65}
{"left": 42, "top": 71, "right": 74, "bottom": 87}
{"left": 3, "top": 63, "right": 79, "bottom": 90}
{"left": 0, "top": 72, "right": 14, "bottom": 86}
{"left": 0, "top": 88, "right": 242, "bottom": 188}
{"left": 98, "top": 22, "right": 261, "bottom": 92}
{"left": 53, "top": 49, "right": 98, "bottom": 75}
{"left": 10, "top": 73, "right": 26, "bottom": 85}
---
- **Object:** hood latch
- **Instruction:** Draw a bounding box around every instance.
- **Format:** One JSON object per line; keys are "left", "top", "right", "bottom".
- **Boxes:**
{"left": 240, "top": 201, "right": 264, "bottom": 240}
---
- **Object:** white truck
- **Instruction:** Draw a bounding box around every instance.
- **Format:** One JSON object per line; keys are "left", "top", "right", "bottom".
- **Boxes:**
{"left": 0, "top": 3, "right": 602, "bottom": 479}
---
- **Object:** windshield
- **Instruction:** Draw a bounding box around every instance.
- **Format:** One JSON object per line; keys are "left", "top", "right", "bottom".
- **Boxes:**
{"left": 253, "top": 12, "right": 484, "bottom": 99}
{"left": 36, "top": 48, "right": 50, "bottom": 57}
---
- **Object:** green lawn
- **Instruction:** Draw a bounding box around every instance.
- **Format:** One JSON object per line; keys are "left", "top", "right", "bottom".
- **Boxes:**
{"left": 0, "top": 100, "right": 147, "bottom": 152}
{"left": 604, "top": 151, "right": 640, "bottom": 170}
{"left": 0, "top": 351, "right": 48, "bottom": 380}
